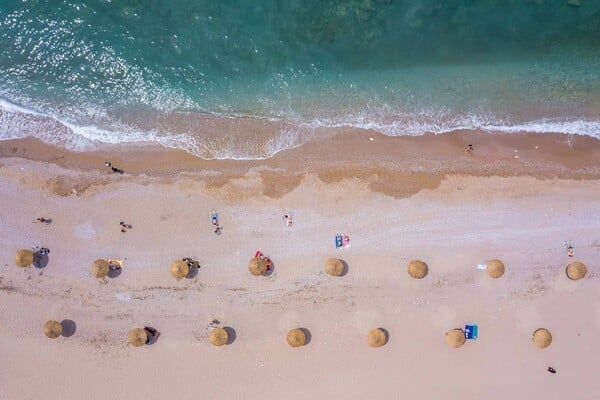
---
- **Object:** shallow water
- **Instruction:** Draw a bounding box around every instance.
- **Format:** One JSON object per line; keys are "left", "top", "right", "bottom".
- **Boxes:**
{"left": 1, "top": 0, "right": 599, "bottom": 158}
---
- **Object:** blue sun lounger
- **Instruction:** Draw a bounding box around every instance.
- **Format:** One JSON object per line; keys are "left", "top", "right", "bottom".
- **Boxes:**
{"left": 464, "top": 324, "right": 478, "bottom": 340}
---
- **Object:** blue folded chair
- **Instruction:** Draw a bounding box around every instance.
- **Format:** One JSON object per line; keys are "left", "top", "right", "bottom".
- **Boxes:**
{"left": 335, "top": 234, "right": 343, "bottom": 248}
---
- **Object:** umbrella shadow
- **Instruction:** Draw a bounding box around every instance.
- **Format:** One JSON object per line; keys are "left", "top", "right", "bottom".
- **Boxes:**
{"left": 33, "top": 254, "right": 49, "bottom": 269}
{"left": 340, "top": 260, "right": 349, "bottom": 277}
{"left": 146, "top": 330, "right": 161, "bottom": 346}
{"left": 60, "top": 319, "right": 76, "bottom": 337}
{"left": 299, "top": 328, "right": 312, "bottom": 345}
{"left": 108, "top": 267, "right": 122, "bottom": 279}
{"left": 378, "top": 327, "right": 390, "bottom": 346}
{"left": 224, "top": 326, "right": 236, "bottom": 345}
{"left": 186, "top": 263, "right": 200, "bottom": 279}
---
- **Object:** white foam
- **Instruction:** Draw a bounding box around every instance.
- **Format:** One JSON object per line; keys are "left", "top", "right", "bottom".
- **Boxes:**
{"left": 0, "top": 98, "right": 306, "bottom": 160}
{"left": 1, "top": 98, "right": 599, "bottom": 160}
{"left": 480, "top": 119, "right": 600, "bottom": 136}
{"left": 304, "top": 112, "right": 600, "bottom": 139}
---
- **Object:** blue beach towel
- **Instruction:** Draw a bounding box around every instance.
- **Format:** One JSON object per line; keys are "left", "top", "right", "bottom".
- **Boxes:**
{"left": 335, "top": 234, "right": 343, "bottom": 248}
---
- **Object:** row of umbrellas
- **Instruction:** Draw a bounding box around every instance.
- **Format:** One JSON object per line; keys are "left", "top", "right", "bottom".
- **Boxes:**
{"left": 41, "top": 320, "right": 554, "bottom": 349}
{"left": 15, "top": 249, "right": 588, "bottom": 281}
{"left": 445, "top": 328, "right": 552, "bottom": 349}
{"left": 20, "top": 249, "right": 580, "bottom": 351}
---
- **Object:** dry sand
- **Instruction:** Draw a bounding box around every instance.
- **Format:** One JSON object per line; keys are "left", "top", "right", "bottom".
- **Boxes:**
{"left": 0, "top": 132, "right": 599, "bottom": 399}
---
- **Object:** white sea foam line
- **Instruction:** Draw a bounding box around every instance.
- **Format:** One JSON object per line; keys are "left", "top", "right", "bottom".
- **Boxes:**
{"left": 0, "top": 98, "right": 305, "bottom": 160}
{"left": 0, "top": 98, "right": 44, "bottom": 117}
{"left": 303, "top": 114, "right": 600, "bottom": 138}
{"left": 480, "top": 120, "right": 600, "bottom": 136}
{"left": 2, "top": 98, "right": 599, "bottom": 160}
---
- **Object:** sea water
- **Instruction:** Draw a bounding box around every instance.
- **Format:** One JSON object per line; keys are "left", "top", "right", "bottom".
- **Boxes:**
{"left": 1, "top": 0, "right": 599, "bottom": 159}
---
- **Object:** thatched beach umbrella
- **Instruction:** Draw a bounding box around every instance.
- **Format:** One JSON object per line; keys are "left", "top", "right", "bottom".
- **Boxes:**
{"left": 286, "top": 328, "right": 306, "bottom": 348}
{"left": 15, "top": 249, "right": 34, "bottom": 268}
{"left": 43, "top": 320, "right": 62, "bottom": 339}
{"left": 566, "top": 261, "right": 586, "bottom": 280}
{"left": 325, "top": 258, "right": 344, "bottom": 276}
{"left": 486, "top": 259, "right": 505, "bottom": 278}
{"left": 91, "top": 259, "right": 110, "bottom": 278}
{"left": 128, "top": 328, "right": 148, "bottom": 347}
{"left": 171, "top": 260, "right": 189, "bottom": 280}
{"left": 248, "top": 257, "right": 267, "bottom": 276}
{"left": 445, "top": 329, "right": 466, "bottom": 348}
{"left": 533, "top": 328, "right": 552, "bottom": 348}
{"left": 209, "top": 327, "right": 228, "bottom": 346}
{"left": 367, "top": 328, "right": 386, "bottom": 348}
{"left": 407, "top": 260, "right": 428, "bottom": 279}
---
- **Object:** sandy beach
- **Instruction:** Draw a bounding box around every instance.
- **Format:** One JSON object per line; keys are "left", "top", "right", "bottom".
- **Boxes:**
{"left": 0, "top": 131, "right": 599, "bottom": 400}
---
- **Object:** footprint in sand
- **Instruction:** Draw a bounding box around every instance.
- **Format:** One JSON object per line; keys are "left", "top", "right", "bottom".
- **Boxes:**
{"left": 115, "top": 293, "right": 132, "bottom": 302}
{"left": 74, "top": 223, "right": 97, "bottom": 240}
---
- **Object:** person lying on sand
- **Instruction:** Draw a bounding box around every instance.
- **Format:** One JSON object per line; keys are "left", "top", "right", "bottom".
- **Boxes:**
{"left": 183, "top": 257, "right": 201, "bottom": 269}
{"left": 119, "top": 221, "right": 133, "bottom": 233}
{"left": 564, "top": 240, "right": 574, "bottom": 257}
{"left": 108, "top": 260, "right": 122, "bottom": 270}
{"left": 464, "top": 144, "right": 474, "bottom": 154}
{"left": 36, "top": 247, "right": 50, "bottom": 255}
{"left": 35, "top": 217, "right": 52, "bottom": 224}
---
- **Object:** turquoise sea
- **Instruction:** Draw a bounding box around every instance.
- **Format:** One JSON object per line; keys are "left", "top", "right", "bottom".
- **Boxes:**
{"left": 1, "top": 0, "right": 599, "bottom": 158}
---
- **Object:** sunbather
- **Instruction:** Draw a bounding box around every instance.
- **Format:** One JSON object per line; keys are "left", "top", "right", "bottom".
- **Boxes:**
{"left": 564, "top": 240, "right": 574, "bottom": 257}
{"left": 108, "top": 260, "right": 122, "bottom": 270}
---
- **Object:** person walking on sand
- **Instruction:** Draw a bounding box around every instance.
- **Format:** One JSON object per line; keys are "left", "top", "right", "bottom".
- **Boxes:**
{"left": 105, "top": 161, "right": 124, "bottom": 174}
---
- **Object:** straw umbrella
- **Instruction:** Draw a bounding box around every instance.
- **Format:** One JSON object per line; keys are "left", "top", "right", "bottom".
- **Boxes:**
{"left": 325, "top": 258, "right": 344, "bottom": 276}
{"left": 407, "top": 260, "right": 428, "bottom": 279}
{"left": 128, "top": 328, "right": 148, "bottom": 347}
{"left": 486, "top": 259, "right": 505, "bottom": 278}
{"left": 286, "top": 328, "right": 306, "bottom": 348}
{"left": 43, "top": 320, "right": 62, "bottom": 339}
{"left": 533, "top": 328, "right": 552, "bottom": 348}
{"left": 91, "top": 259, "right": 110, "bottom": 278}
{"left": 15, "top": 249, "right": 34, "bottom": 268}
{"left": 248, "top": 257, "right": 267, "bottom": 276}
{"left": 171, "top": 260, "right": 189, "bottom": 280}
{"left": 367, "top": 328, "right": 386, "bottom": 348}
{"left": 445, "top": 329, "right": 466, "bottom": 348}
{"left": 209, "top": 327, "right": 229, "bottom": 346}
{"left": 566, "top": 261, "right": 586, "bottom": 280}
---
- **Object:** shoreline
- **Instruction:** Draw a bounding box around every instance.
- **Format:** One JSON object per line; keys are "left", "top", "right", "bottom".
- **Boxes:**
{"left": 1, "top": 128, "right": 599, "bottom": 200}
